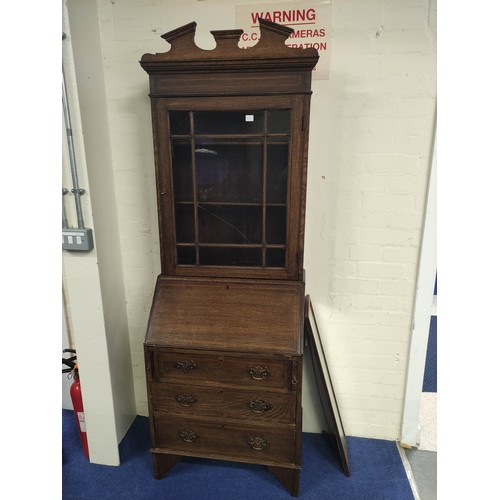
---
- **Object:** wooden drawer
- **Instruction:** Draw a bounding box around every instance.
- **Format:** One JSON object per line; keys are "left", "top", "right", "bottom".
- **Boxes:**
{"left": 152, "top": 412, "right": 298, "bottom": 466}
{"left": 150, "top": 383, "right": 297, "bottom": 425}
{"left": 152, "top": 350, "right": 297, "bottom": 390}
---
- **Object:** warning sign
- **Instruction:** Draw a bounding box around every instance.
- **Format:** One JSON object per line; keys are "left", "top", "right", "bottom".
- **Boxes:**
{"left": 236, "top": 1, "right": 332, "bottom": 80}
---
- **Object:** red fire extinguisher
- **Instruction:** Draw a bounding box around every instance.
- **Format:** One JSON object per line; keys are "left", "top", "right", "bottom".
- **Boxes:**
{"left": 63, "top": 349, "right": 90, "bottom": 460}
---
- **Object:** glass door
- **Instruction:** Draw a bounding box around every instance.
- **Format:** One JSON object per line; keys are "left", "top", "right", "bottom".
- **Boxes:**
{"left": 169, "top": 109, "right": 290, "bottom": 269}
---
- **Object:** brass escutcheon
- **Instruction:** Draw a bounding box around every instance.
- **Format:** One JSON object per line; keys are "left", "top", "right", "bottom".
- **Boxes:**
{"left": 249, "top": 365, "right": 270, "bottom": 380}
{"left": 248, "top": 399, "right": 272, "bottom": 414}
{"left": 248, "top": 436, "right": 268, "bottom": 451}
{"left": 176, "top": 393, "right": 198, "bottom": 407}
{"left": 175, "top": 360, "right": 197, "bottom": 373}
{"left": 179, "top": 429, "right": 199, "bottom": 443}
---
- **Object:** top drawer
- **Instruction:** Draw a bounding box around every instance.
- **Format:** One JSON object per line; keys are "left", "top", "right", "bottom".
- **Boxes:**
{"left": 151, "top": 349, "right": 298, "bottom": 390}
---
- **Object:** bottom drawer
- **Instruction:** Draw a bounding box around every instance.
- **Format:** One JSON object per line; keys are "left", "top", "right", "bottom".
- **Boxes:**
{"left": 153, "top": 412, "right": 298, "bottom": 466}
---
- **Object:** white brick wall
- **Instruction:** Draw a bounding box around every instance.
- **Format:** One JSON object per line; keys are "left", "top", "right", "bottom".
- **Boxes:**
{"left": 305, "top": 0, "right": 436, "bottom": 439}
{"left": 89, "top": 0, "right": 436, "bottom": 440}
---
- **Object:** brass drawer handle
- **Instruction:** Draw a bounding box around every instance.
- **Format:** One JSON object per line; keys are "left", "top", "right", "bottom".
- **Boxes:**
{"left": 248, "top": 436, "right": 268, "bottom": 451}
{"left": 249, "top": 365, "right": 269, "bottom": 380}
{"left": 175, "top": 360, "right": 197, "bottom": 373}
{"left": 179, "top": 429, "right": 199, "bottom": 443}
{"left": 176, "top": 393, "right": 198, "bottom": 407}
{"left": 248, "top": 399, "right": 272, "bottom": 414}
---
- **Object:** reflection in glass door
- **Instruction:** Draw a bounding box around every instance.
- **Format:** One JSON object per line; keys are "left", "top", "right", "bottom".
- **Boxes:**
{"left": 170, "top": 110, "right": 290, "bottom": 268}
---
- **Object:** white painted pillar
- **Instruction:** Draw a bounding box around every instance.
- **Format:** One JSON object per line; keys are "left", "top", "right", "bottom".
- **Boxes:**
{"left": 62, "top": 0, "right": 136, "bottom": 465}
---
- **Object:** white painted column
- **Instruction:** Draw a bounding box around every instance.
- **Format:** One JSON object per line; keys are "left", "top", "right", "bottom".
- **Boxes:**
{"left": 62, "top": 0, "right": 136, "bottom": 465}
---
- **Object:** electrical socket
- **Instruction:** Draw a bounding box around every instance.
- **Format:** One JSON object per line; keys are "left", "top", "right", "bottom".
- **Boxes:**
{"left": 62, "top": 228, "right": 94, "bottom": 251}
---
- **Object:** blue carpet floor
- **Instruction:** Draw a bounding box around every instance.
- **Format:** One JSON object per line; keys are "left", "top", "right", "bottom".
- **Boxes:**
{"left": 62, "top": 410, "right": 413, "bottom": 499}
{"left": 422, "top": 316, "right": 437, "bottom": 393}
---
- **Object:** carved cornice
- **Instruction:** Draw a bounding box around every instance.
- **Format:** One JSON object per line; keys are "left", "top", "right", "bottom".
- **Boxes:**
{"left": 140, "top": 18, "right": 319, "bottom": 74}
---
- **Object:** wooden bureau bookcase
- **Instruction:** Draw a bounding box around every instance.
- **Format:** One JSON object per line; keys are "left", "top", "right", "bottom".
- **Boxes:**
{"left": 140, "top": 19, "right": 318, "bottom": 496}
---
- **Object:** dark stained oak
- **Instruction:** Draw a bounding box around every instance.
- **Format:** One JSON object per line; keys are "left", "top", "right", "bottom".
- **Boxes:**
{"left": 141, "top": 18, "right": 317, "bottom": 497}
{"left": 140, "top": 19, "right": 318, "bottom": 77}
{"left": 141, "top": 19, "right": 317, "bottom": 280}
{"left": 268, "top": 465, "right": 301, "bottom": 497}
{"left": 152, "top": 414, "right": 299, "bottom": 465}
{"left": 145, "top": 275, "right": 304, "bottom": 354}
{"left": 150, "top": 383, "right": 297, "bottom": 425}
{"left": 152, "top": 453, "right": 181, "bottom": 479}
{"left": 150, "top": 349, "right": 298, "bottom": 389}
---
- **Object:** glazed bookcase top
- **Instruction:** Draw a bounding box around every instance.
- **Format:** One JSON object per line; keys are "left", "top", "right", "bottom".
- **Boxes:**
{"left": 140, "top": 19, "right": 318, "bottom": 280}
